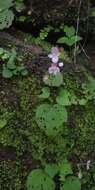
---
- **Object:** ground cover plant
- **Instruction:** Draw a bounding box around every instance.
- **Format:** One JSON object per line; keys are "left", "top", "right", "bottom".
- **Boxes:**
{"left": 0, "top": 0, "right": 95, "bottom": 190}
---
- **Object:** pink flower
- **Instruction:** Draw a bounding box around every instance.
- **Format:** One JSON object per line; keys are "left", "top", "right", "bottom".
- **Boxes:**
{"left": 47, "top": 47, "right": 64, "bottom": 75}
{"left": 51, "top": 47, "right": 60, "bottom": 55}
{"left": 48, "top": 65, "right": 60, "bottom": 75}
{"left": 48, "top": 47, "right": 60, "bottom": 64}
{"left": 58, "top": 62, "right": 64, "bottom": 67}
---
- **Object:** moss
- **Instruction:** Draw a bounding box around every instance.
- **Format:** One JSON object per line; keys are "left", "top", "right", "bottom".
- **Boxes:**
{"left": 0, "top": 160, "right": 21, "bottom": 190}
{"left": 68, "top": 102, "right": 95, "bottom": 160}
{"left": 17, "top": 75, "right": 39, "bottom": 111}
{"left": 0, "top": 56, "right": 95, "bottom": 189}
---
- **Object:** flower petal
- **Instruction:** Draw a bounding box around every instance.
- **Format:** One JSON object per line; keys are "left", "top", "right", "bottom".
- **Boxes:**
{"left": 52, "top": 56, "right": 59, "bottom": 63}
{"left": 48, "top": 65, "right": 60, "bottom": 75}
{"left": 58, "top": 62, "right": 64, "bottom": 67}
{"left": 51, "top": 47, "right": 59, "bottom": 55}
{"left": 48, "top": 54, "right": 53, "bottom": 58}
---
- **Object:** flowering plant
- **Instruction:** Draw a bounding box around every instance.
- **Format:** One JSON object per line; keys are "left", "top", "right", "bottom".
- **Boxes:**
{"left": 43, "top": 47, "right": 64, "bottom": 87}
{"left": 48, "top": 47, "right": 64, "bottom": 75}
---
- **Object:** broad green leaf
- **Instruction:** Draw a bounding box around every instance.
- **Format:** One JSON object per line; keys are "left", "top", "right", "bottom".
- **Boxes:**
{"left": 56, "top": 89, "right": 71, "bottom": 106}
{"left": 27, "top": 169, "right": 55, "bottom": 190}
{"left": 15, "top": 1, "right": 25, "bottom": 12}
{"left": 21, "top": 69, "right": 28, "bottom": 76}
{"left": 70, "top": 35, "right": 82, "bottom": 44}
{"left": 44, "top": 72, "right": 63, "bottom": 87}
{"left": 0, "top": 9, "right": 14, "bottom": 29}
{"left": 57, "top": 36, "right": 82, "bottom": 46}
{"left": 64, "top": 26, "right": 75, "bottom": 37}
{"left": 0, "top": 0, "right": 13, "bottom": 11}
{"left": 7, "top": 48, "right": 17, "bottom": 69}
{"left": 7, "top": 61, "right": 16, "bottom": 70}
{"left": 59, "top": 160, "right": 73, "bottom": 182}
{"left": 78, "top": 98, "right": 87, "bottom": 105}
{"left": 36, "top": 104, "right": 68, "bottom": 136}
{"left": 0, "top": 48, "right": 4, "bottom": 55}
{"left": 61, "top": 176, "right": 81, "bottom": 190}
{"left": 0, "top": 119, "right": 7, "bottom": 129}
{"left": 2, "top": 67, "right": 13, "bottom": 78}
{"left": 57, "top": 37, "right": 68, "bottom": 44}
{"left": 56, "top": 89, "right": 77, "bottom": 106}
{"left": 44, "top": 164, "right": 58, "bottom": 178}
{"left": 39, "top": 87, "right": 50, "bottom": 99}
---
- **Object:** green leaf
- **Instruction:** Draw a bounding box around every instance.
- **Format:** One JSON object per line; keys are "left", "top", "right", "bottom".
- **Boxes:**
{"left": 15, "top": 2, "right": 25, "bottom": 12}
{"left": 57, "top": 35, "right": 82, "bottom": 46}
{"left": 59, "top": 160, "right": 73, "bottom": 182}
{"left": 2, "top": 67, "right": 13, "bottom": 78}
{"left": 0, "top": 48, "right": 4, "bottom": 55}
{"left": 7, "top": 48, "right": 17, "bottom": 69}
{"left": 56, "top": 89, "right": 77, "bottom": 106}
{"left": 64, "top": 26, "right": 75, "bottom": 37}
{"left": 78, "top": 98, "right": 87, "bottom": 105}
{"left": 39, "top": 87, "right": 50, "bottom": 99}
{"left": 27, "top": 169, "right": 55, "bottom": 190}
{"left": 70, "top": 36, "right": 82, "bottom": 44}
{"left": 0, "top": 119, "right": 7, "bottom": 129}
{"left": 44, "top": 73, "right": 63, "bottom": 87}
{"left": 61, "top": 176, "right": 81, "bottom": 190}
{"left": 0, "top": 9, "right": 14, "bottom": 29}
{"left": 7, "top": 61, "right": 16, "bottom": 70}
{"left": 57, "top": 37, "right": 68, "bottom": 44}
{"left": 90, "top": 10, "right": 95, "bottom": 17}
{"left": 36, "top": 104, "right": 68, "bottom": 136}
{"left": 0, "top": 0, "right": 13, "bottom": 11}
{"left": 44, "top": 164, "right": 58, "bottom": 178}
{"left": 16, "top": 65, "right": 25, "bottom": 72}
{"left": 21, "top": 69, "right": 28, "bottom": 76}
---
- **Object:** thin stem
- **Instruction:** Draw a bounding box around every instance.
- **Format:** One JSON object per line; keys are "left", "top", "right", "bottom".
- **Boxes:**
{"left": 74, "top": 0, "right": 83, "bottom": 64}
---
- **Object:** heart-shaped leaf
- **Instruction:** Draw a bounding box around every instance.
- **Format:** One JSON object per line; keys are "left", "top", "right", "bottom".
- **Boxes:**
{"left": 39, "top": 87, "right": 50, "bottom": 99}
{"left": 36, "top": 104, "right": 68, "bottom": 136}
{"left": 27, "top": 169, "right": 55, "bottom": 190}
{"left": 61, "top": 176, "right": 81, "bottom": 190}
{"left": 44, "top": 73, "right": 63, "bottom": 87}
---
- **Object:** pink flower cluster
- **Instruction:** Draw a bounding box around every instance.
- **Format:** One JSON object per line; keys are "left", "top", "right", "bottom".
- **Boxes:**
{"left": 48, "top": 47, "right": 64, "bottom": 75}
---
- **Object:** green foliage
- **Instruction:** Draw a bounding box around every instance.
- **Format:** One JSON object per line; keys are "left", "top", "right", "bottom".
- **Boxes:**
{"left": 90, "top": 9, "right": 95, "bottom": 17}
{"left": 0, "top": 0, "right": 26, "bottom": 29}
{"left": 44, "top": 73, "right": 63, "bottom": 87}
{"left": 0, "top": 48, "right": 10, "bottom": 60}
{"left": 44, "top": 164, "right": 58, "bottom": 178}
{"left": 57, "top": 26, "right": 82, "bottom": 46}
{"left": 27, "top": 162, "right": 81, "bottom": 190}
{"left": 0, "top": 0, "right": 14, "bottom": 29}
{"left": 39, "top": 87, "right": 50, "bottom": 99}
{"left": 1, "top": 48, "right": 28, "bottom": 78}
{"left": 15, "top": 0, "right": 25, "bottom": 12}
{"left": 27, "top": 169, "right": 55, "bottom": 190}
{"left": 59, "top": 160, "right": 73, "bottom": 182}
{"left": 0, "top": 160, "right": 21, "bottom": 190}
{"left": 0, "top": 0, "right": 13, "bottom": 11}
{"left": 59, "top": 50, "right": 71, "bottom": 63}
{"left": 56, "top": 89, "right": 77, "bottom": 106}
{"left": 61, "top": 176, "right": 81, "bottom": 190}
{"left": 0, "top": 119, "right": 7, "bottom": 130}
{"left": 36, "top": 104, "right": 67, "bottom": 136}
{"left": 80, "top": 73, "right": 95, "bottom": 102}
{"left": 39, "top": 26, "right": 53, "bottom": 40}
